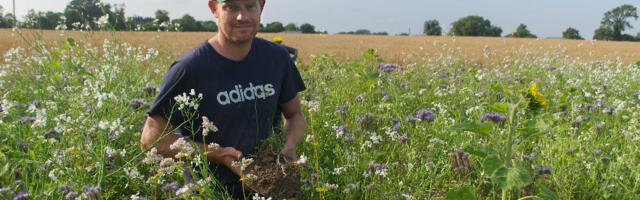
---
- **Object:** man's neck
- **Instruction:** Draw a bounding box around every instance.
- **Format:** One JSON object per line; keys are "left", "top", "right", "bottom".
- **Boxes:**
{"left": 208, "top": 34, "right": 253, "bottom": 62}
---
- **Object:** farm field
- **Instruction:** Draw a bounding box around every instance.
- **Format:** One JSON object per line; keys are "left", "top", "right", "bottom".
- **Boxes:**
{"left": 0, "top": 29, "right": 639, "bottom": 199}
{"left": 2, "top": 29, "right": 640, "bottom": 65}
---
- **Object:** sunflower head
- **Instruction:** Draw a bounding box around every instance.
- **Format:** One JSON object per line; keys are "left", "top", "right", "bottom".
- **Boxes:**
{"left": 527, "top": 83, "right": 548, "bottom": 110}
{"left": 273, "top": 36, "right": 283, "bottom": 44}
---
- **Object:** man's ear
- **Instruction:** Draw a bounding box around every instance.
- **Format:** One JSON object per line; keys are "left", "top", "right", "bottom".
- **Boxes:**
{"left": 208, "top": 0, "right": 218, "bottom": 17}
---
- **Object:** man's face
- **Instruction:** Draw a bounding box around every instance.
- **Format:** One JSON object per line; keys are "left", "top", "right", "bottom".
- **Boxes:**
{"left": 210, "top": 0, "right": 263, "bottom": 44}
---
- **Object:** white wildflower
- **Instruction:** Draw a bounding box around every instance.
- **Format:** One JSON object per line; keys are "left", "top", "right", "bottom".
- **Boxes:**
{"left": 305, "top": 135, "right": 314, "bottom": 142}
{"left": 231, "top": 158, "right": 254, "bottom": 171}
{"left": 301, "top": 100, "right": 320, "bottom": 112}
{"left": 252, "top": 193, "right": 272, "bottom": 200}
{"left": 295, "top": 153, "right": 307, "bottom": 165}
{"left": 170, "top": 138, "right": 194, "bottom": 159}
{"left": 201, "top": 116, "right": 218, "bottom": 136}
{"left": 207, "top": 143, "right": 220, "bottom": 150}
{"left": 143, "top": 148, "right": 163, "bottom": 164}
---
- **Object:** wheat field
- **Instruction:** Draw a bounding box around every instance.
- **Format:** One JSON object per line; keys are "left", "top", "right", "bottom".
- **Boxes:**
{"left": 2, "top": 29, "right": 639, "bottom": 65}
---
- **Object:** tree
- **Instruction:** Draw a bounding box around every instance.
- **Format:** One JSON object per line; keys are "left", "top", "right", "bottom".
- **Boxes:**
{"left": 562, "top": 27, "right": 583, "bottom": 40}
{"left": 372, "top": 32, "right": 388, "bottom": 35}
{"left": 200, "top": 20, "right": 218, "bottom": 32}
{"left": 175, "top": 14, "right": 202, "bottom": 31}
{"left": 511, "top": 24, "right": 537, "bottom": 38}
{"left": 127, "top": 16, "right": 154, "bottom": 31}
{"left": 300, "top": 23, "right": 315, "bottom": 33}
{"left": 154, "top": 10, "right": 170, "bottom": 31}
{"left": 0, "top": 6, "right": 16, "bottom": 28}
{"left": 64, "top": 0, "right": 110, "bottom": 30}
{"left": 423, "top": 19, "right": 442, "bottom": 36}
{"left": 264, "top": 21, "right": 284, "bottom": 33}
{"left": 449, "top": 15, "right": 502, "bottom": 37}
{"left": 284, "top": 23, "right": 298, "bottom": 32}
{"left": 593, "top": 26, "right": 614, "bottom": 40}
{"left": 636, "top": 32, "right": 640, "bottom": 41}
{"left": 108, "top": 5, "right": 127, "bottom": 30}
{"left": 355, "top": 29, "right": 371, "bottom": 35}
{"left": 600, "top": 4, "right": 638, "bottom": 40}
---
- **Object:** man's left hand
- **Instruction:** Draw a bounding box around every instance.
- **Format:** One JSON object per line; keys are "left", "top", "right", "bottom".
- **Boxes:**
{"left": 280, "top": 143, "right": 297, "bottom": 161}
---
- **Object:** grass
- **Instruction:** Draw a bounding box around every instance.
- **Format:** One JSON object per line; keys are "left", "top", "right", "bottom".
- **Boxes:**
{"left": 0, "top": 28, "right": 639, "bottom": 199}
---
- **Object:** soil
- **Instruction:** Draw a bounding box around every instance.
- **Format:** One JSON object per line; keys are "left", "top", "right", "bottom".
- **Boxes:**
{"left": 244, "top": 151, "right": 301, "bottom": 199}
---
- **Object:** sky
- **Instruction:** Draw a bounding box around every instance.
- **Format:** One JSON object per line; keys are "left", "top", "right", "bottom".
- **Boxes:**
{"left": 1, "top": 0, "right": 640, "bottom": 39}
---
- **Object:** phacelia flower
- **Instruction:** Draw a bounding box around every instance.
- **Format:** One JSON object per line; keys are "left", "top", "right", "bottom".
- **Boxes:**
{"left": 416, "top": 109, "right": 436, "bottom": 122}
{"left": 480, "top": 112, "right": 506, "bottom": 123}
{"left": 142, "top": 84, "right": 159, "bottom": 94}
{"left": 130, "top": 99, "right": 147, "bottom": 109}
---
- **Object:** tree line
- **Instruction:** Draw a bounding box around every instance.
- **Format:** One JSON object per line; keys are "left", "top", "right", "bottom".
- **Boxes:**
{"left": 422, "top": 4, "right": 639, "bottom": 41}
{"left": 0, "top": 0, "right": 320, "bottom": 33}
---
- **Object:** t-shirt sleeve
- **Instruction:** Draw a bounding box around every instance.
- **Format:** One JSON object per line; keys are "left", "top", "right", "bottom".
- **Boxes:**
{"left": 279, "top": 57, "right": 306, "bottom": 104}
{"left": 147, "top": 61, "right": 190, "bottom": 133}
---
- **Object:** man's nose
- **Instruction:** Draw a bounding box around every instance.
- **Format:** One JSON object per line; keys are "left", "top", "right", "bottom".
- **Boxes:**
{"left": 236, "top": 9, "right": 248, "bottom": 21}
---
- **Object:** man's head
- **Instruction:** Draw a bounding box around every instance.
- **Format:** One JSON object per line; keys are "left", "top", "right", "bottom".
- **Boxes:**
{"left": 209, "top": 0, "right": 266, "bottom": 45}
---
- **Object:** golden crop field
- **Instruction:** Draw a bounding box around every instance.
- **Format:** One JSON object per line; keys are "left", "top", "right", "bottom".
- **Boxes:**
{"left": 2, "top": 28, "right": 640, "bottom": 65}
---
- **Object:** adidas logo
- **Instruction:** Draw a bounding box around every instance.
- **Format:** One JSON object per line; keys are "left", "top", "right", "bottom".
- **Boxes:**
{"left": 216, "top": 82, "right": 276, "bottom": 105}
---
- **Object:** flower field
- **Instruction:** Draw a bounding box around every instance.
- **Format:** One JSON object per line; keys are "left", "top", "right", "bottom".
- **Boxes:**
{"left": 0, "top": 29, "right": 639, "bottom": 199}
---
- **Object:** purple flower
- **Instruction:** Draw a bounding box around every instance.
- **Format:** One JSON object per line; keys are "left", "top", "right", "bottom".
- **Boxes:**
{"left": 523, "top": 152, "right": 537, "bottom": 161}
{"left": 13, "top": 190, "right": 28, "bottom": 200}
{"left": 405, "top": 116, "right": 418, "bottom": 122}
{"left": 337, "top": 106, "right": 348, "bottom": 115}
{"left": 59, "top": 184, "right": 74, "bottom": 195}
{"left": 345, "top": 133, "right": 355, "bottom": 142}
{"left": 142, "top": 84, "right": 159, "bottom": 94}
{"left": 633, "top": 92, "right": 639, "bottom": 98}
{"left": 18, "top": 117, "right": 36, "bottom": 123}
{"left": 31, "top": 100, "right": 41, "bottom": 108}
{"left": 65, "top": 192, "right": 79, "bottom": 200}
{"left": 337, "top": 125, "right": 348, "bottom": 133}
{"left": 82, "top": 185, "right": 100, "bottom": 200}
{"left": 596, "top": 124, "right": 604, "bottom": 135}
{"left": 0, "top": 187, "right": 10, "bottom": 194}
{"left": 130, "top": 99, "right": 147, "bottom": 109}
{"left": 583, "top": 103, "right": 595, "bottom": 111}
{"left": 162, "top": 182, "right": 179, "bottom": 192}
{"left": 592, "top": 149, "right": 603, "bottom": 156}
{"left": 13, "top": 180, "right": 24, "bottom": 185}
{"left": 382, "top": 95, "right": 389, "bottom": 101}
{"left": 536, "top": 166, "right": 552, "bottom": 175}
{"left": 416, "top": 109, "right": 436, "bottom": 122}
{"left": 601, "top": 156, "right": 610, "bottom": 163}
{"left": 0, "top": 104, "right": 3, "bottom": 113}
{"left": 43, "top": 129, "right": 59, "bottom": 139}
{"left": 400, "top": 82, "right": 407, "bottom": 88}
{"left": 311, "top": 173, "right": 318, "bottom": 178}
{"left": 603, "top": 106, "right": 615, "bottom": 115}
{"left": 378, "top": 63, "right": 398, "bottom": 73}
{"left": 547, "top": 65, "right": 557, "bottom": 71}
{"left": 389, "top": 117, "right": 400, "bottom": 124}
{"left": 391, "top": 123, "right": 401, "bottom": 131}
{"left": 304, "top": 179, "right": 311, "bottom": 186}
{"left": 480, "top": 112, "right": 506, "bottom": 123}
{"left": 399, "top": 135, "right": 409, "bottom": 142}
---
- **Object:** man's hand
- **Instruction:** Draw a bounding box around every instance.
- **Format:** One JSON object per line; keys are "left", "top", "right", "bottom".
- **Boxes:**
{"left": 208, "top": 147, "right": 243, "bottom": 176}
{"left": 280, "top": 143, "right": 297, "bottom": 161}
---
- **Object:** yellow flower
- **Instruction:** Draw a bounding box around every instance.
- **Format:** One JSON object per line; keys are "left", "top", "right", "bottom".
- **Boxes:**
{"left": 529, "top": 83, "right": 548, "bottom": 109}
{"left": 273, "top": 36, "right": 283, "bottom": 44}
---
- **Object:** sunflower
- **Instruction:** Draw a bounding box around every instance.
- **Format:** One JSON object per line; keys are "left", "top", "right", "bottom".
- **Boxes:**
{"left": 528, "top": 83, "right": 548, "bottom": 109}
{"left": 273, "top": 36, "right": 283, "bottom": 44}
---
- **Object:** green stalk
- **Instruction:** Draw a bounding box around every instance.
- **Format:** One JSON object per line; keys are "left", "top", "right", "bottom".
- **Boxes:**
{"left": 503, "top": 96, "right": 523, "bottom": 200}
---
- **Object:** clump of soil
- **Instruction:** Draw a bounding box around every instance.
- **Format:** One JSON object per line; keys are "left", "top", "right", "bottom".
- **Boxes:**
{"left": 244, "top": 151, "right": 301, "bottom": 199}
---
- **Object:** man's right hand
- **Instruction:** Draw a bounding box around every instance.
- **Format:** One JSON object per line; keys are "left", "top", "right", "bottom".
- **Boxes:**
{"left": 208, "top": 147, "right": 243, "bottom": 176}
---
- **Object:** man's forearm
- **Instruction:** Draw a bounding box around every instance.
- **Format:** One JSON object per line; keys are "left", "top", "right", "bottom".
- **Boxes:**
{"left": 284, "top": 113, "right": 306, "bottom": 147}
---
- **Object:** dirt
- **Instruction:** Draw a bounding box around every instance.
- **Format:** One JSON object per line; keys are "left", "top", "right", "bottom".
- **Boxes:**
{"left": 243, "top": 151, "right": 301, "bottom": 199}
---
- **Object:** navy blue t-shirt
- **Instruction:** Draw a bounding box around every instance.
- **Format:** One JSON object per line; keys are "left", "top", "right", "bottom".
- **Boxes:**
{"left": 147, "top": 37, "right": 306, "bottom": 192}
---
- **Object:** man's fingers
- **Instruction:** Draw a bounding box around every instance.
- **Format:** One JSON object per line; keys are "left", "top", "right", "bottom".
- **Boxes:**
{"left": 222, "top": 147, "right": 242, "bottom": 160}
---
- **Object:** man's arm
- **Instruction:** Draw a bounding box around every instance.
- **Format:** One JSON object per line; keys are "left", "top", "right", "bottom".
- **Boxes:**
{"left": 280, "top": 95, "right": 307, "bottom": 161}
{"left": 140, "top": 114, "right": 243, "bottom": 176}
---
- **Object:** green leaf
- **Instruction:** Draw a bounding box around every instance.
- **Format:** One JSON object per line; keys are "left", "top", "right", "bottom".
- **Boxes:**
{"left": 636, "top": 61, "right": 640, "bottom": 67}
{"left": 445, "top": 186, "right": 477, "bottom": 200}
{"left": 538, "top": 184, "right": 558, "bottom": 200}
{"left": 464, "top": 146, "right": 498, "bottom": 158}
{"left": 492, "top": 167, "right": 532, "bottom": 190}
{"left": 483, "top": 154, "right": 503, "bottom": 176}
{"left": 450, "top": 122, "right": 493, "bottom": 136}
{"left": 518, "top": 119, "right": 550, "bottom": 140}
{"left": 487, "top": 103, "right": 509, "bottom": 114}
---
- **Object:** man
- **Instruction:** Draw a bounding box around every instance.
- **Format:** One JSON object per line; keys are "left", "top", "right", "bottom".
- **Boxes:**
{"left": 140, "top": 0, "right": 307, "bottom": 197}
